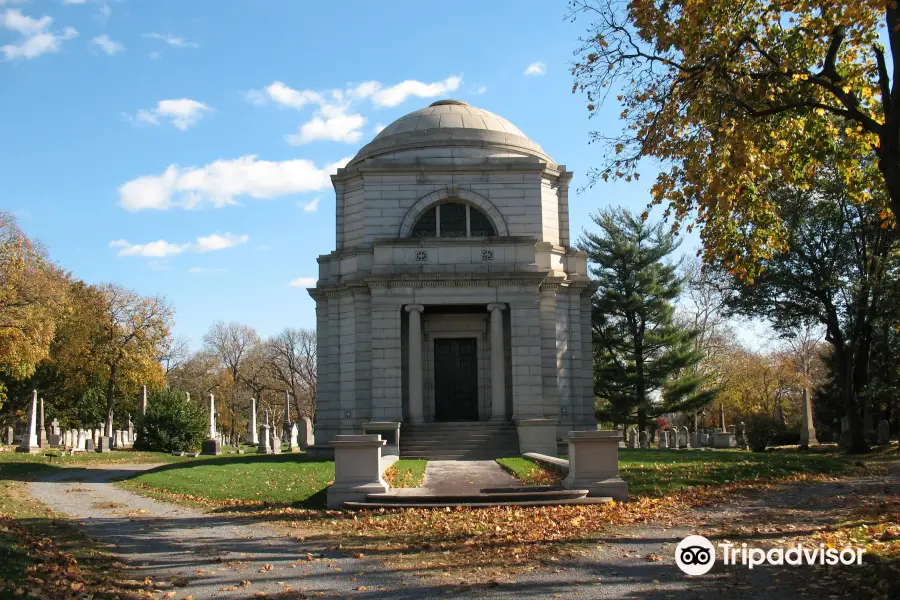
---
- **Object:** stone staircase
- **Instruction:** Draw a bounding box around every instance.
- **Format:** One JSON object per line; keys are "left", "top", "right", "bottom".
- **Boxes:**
{"left": 400, "top": 421, "right": 520, "bottom": 460}
{"left": 343, "top": 486, "right": 611, "bottom": 509}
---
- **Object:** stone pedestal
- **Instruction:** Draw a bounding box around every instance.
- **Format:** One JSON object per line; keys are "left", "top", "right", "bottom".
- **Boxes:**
{"left": 201, "top": 439, "right": 222, "bottom": 455}
{"left": 257, "top": 424, "right": 272, "bottom": 454}
{"left": 96, "top": 437, "right": 113, "bottom": 453}
{"left": 562, "top": 430, "right": 628, "bottom": 501}
{"left": 327, "top": 434, "right": 389, "bottom": 509}
{"left": 714, "top": 432, "right": 737, "bottom": 448}
{"left": 515, "top": 418, "right": 557, "bottom": 456}
{"left": 362, "top": 421, "right": 401, "bottom": 456}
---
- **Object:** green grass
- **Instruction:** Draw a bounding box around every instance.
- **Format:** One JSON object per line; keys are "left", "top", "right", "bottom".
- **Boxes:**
{"left": 119, "top": 453, "right": 335, "bottom": 508}
{"left": 0, "top": 446, "right": 236, "bottom": 466}
{"left": 384, "top": 459, "right": 427, "bottom": 488}
{"left": 503, "top": 449, "right": 853, "bottom": 497}
{"left": 496, "top": 457, "right": 561, "bottom": 485}
{"left": 618, "top": 449, "right": 851, "bottom": 496}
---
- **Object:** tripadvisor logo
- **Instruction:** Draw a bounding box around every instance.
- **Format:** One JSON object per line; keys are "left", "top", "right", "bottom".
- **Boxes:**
{"left": 675, "top": 535, "right": 867, "bottom": 575}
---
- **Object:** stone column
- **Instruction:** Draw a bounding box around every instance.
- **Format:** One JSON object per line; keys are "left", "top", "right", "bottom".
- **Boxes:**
{"left": 719, "top": 404, "right": 726, "bottom": 430}
{"left": 208, "top": 393, "right": 216, "bottom": 438}
{"left": 248, "top": 398, "right": 259, "bottom": 445}
{"left": 17, "top": 390, "right": 40, "bottom": 453}
{"left": 139, "top": 385, "right": 148, "bottom": 420}
{"left": 405, "top": 304, "right": 425, "bottom": 423}
{"left": 800, "top": 388, "right": 818, "bottom": 447}
{"left": 487, "top": 302, "right": 507, "bottom": 421}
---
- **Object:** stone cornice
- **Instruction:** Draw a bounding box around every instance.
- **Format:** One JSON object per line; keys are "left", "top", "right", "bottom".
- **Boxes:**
{"left": 332, "top": 157, "right": 569, "bottom": 183}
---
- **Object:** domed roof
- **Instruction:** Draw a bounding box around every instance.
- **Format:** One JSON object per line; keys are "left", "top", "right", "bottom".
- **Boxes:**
{"left": 373, "top": 100, "right": 529, "bottom": 140}
{"left": 347, "top": 100, "right": 553, "bottom": 166}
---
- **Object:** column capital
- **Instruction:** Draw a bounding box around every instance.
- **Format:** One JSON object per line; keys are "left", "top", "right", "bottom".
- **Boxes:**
{"left": 405, "top": 304, "right": 425, "bottom": 313}
{"left": 487, "top": 302, "right": 507, "bottom": 312}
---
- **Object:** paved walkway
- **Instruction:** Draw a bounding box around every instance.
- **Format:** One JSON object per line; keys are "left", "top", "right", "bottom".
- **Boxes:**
{"left": 389, "top": 459, "right": 523, "bottom": 497}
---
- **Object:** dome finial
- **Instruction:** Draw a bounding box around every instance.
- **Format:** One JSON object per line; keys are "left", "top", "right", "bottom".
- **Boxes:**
{"left": 429, "top": 99, "right": 468, "bottom": 107}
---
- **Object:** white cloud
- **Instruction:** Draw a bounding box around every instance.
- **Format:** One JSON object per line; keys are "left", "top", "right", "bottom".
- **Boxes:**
{"left": 109, "top": 238, "right": 189, "bottom": 258}
{"left": 287, "top": 111, "right": 365, "bottom": 144}
{"left": 475, "top": 85, "right": 487, "bottom": 95}
{"left": 1, "top": 9, "right": 77, "bottom": 60}
{"left": 92, "top": 34, "right": 123, "bottom": 55}
{"left": 62, "top": 0, "right": 88, "bottom": 4}
{"left": 288, "top": 277, "right": 317, "bottom": 288}
{"left": 524, "top": 61, "right": 546, "bottom": 76}
{"left": 300, "top": 197, "right": 320, "bottom": 212}
{"left": 118, "top": 155, "right": 351, "bottom": 211}
{"left": 111, "top": 232, "right": 249, "bottom": 258}
{"left": 370, "top": 75, "right": 462, "bottom": 107}
{"left": 130, "top": 98, "right": 211, "bottom": 130}
{"left": 264, "top": 81, "right": 322, "bottom": 108}
{"left": 374, "top": 123, "right": 386, "bottom": 134}
{"left": 188, "top": 267, "right": 227, "bottom": 273}
{"left": 144, "top": 32, "right": 197, "bottom": 48}
{"left": 194, "top": 232, "right": 248, "bottom": 252}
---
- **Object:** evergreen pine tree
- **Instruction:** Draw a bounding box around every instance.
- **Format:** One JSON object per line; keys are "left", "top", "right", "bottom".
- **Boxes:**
{"left": 580, "top": 208, "right": 715, "bottom": 432}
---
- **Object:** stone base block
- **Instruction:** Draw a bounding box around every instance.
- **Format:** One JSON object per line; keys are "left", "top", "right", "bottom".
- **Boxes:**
{"left": 201, "top": 439, "right": 222, "bottom": 455}
{"left": 515, "top": 418, "right": 558, "bottom": 456}
{"left": 326, "top": 481, "right": 389, "bottom": 509}
{"left": 564, "top": 475, "right": 629, "bottom": 502}
{"left": 96, "top": 437, "right": 113, "bottom": 453}
{"left": 713, "top": 433, "right": 737, "bottom": 448}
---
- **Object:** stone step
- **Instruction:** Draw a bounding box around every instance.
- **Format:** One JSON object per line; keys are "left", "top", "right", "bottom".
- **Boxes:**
{"left": 367, "top": 487, "right": 588, "bottom": 504}
{"left": 343, "top": 497, "right": 612, "bottom": 509}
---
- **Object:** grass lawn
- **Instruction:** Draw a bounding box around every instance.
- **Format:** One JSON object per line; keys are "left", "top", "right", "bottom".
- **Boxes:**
{"left": 0, "top": 446, "right": 237, "bottom": 467}
{"left": 501, "top": 449, "right": 852, "bottom": 497}
{"left": 118, "top": 452, "right": 336, "bottom": 508}
{"left": 384, "top": 459, "right": 427, "bottom": 488}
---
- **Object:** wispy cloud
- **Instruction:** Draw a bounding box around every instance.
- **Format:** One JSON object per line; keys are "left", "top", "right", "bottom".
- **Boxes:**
{"left": 300, "top": 197, "right": 320, "bottom": 213}
{"left": 188, "top": 267, "right": 227, "bottom": 273}
{"left": 118, "top": 155, "right": 351, "bottom": 211}
{"left": 130, "top": 98, "right": 212, "bottom": 130}
{"left": 288, "top": 277, "right": 317, "bottom": 288}
{"left": 144, "top": 32, "right": 198, "bottom": 48}
{"left": 91, "top": 34, "right": 123, "bottom": 55}
{"left": 1, "top": 9, "right": 77, "bottom": 60}
{"left": 524, "top": 61, "right": 546, "bottom": 76}
{"left": 110, "top": 232, "right": 249, "bottom": 258}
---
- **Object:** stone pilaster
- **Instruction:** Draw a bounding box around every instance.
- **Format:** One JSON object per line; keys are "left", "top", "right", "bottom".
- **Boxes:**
{"left": 487, "top": 302, "right": 507, "bottom": 420}
{"left": 405, "top": 304, "right": 425, "bottom": 423}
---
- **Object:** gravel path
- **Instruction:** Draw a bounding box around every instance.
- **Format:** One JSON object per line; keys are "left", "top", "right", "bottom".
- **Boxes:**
{"left": 27, "top": 460, "right": 896, "bottom": 599}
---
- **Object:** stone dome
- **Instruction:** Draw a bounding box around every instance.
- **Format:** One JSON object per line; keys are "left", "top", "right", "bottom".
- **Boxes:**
{"left": 347, "top": 100, "right": 554, "bottom": 166}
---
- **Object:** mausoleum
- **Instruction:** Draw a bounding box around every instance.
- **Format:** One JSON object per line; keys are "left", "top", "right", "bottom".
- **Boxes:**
{"left": 309, "top": 100, "right": 597, "bottom": 458}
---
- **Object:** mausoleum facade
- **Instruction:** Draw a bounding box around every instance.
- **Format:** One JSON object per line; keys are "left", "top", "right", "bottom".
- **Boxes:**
{"left": 309, "top": 100, "right": 597, "bottom": 454}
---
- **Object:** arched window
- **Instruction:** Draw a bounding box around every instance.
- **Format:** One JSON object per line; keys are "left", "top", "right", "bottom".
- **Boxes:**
{"left": 410, "top": 202, "right": 496, "bottom": 238}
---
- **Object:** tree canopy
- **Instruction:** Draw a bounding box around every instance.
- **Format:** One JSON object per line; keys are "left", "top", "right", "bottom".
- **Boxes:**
{"left": 570, "top": 0, "right": 896, "bottom": 279}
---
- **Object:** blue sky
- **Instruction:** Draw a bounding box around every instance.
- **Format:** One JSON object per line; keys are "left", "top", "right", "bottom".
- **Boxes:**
{"left": 1, "top": 0, "right": 712, "bottom": 350}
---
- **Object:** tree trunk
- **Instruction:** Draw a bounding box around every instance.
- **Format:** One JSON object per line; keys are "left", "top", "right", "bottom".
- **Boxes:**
{"left": 839, "top": 353, "right": 869, "bottom": 454}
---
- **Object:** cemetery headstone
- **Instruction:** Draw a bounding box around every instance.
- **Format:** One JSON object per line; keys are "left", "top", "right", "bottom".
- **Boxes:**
{"left": 299, "top": 416, "right": 314, "bottom": 447}
{"left": 283, "top": 390, "right": 293, "bottom": 440}
{"left": 680, "top": 426, "right": 690, "bottom": 449}
{"left": 4, "top": 426, "right": 13, "bottom": 445}
{"left": 96, "top": 436, "right": 113, "bottom": 453}
{"left": 840, "top": 416, "right": 851, "bottom": 447}
{"left": 627, "top": 427, "right": 637, "bottom": 449}
{"left": 878, "top": 420, "right": 890, "bottom": 445}
{"left": 201, "top": 393, "right": 222, "bottom": 455}
{"left": 248, "top": 398, "right": 259, "bottom": 445}
{"left": 800, "top": 388, "right": 818, "bottom": 447}
{"left": 38, "top": 397, "right": 47, "bottom": 447}
{"left": 16, "top": 391, "right": 41, "bottom": 453}
{"left": 657, "top": 430, "right": 667, "bottom": 449}
{"left": 639, "top": 430, "right": 649, "bottom": 449}
{"left": 289, "top": 423, "right": 300, "bottom": 452}
{"left": 270, "top": 430, "right": 282, "bottom": 455}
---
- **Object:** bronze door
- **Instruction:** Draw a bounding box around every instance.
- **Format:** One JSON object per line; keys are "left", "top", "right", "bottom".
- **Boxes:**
{"left": 434, "top": 338, "right": 479, "bottom": 421}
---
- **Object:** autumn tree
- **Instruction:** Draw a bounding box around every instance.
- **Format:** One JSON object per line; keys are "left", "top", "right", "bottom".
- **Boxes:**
{"left": 570, "top": 0, "right": 894, "bottom": 278}
{"left": 716, "top": 165, "right": 895, "bottom": 453}
{"left": 92, "top": 284, "right": 171, "bottom": 434}
{"left": 581, "top": 208, "right": 715, "bottom": 431}
{"left": 0, "top": 212, "right": 68, "bottom": 396}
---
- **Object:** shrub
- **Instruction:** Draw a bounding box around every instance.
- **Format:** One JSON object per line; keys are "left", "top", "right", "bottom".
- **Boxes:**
{"left": 135, "top": 389, "right": 206, "bottom": 453}
{"left": 655, "top": 416, "right": 670, "bottom": 431}
{"left": 744, "top": 413, "right": 785, "bottom": 452}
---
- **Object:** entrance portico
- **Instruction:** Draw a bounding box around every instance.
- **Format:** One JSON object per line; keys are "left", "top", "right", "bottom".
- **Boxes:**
{"left": 309, "top": 100, "right": 598, "bottom": 454}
